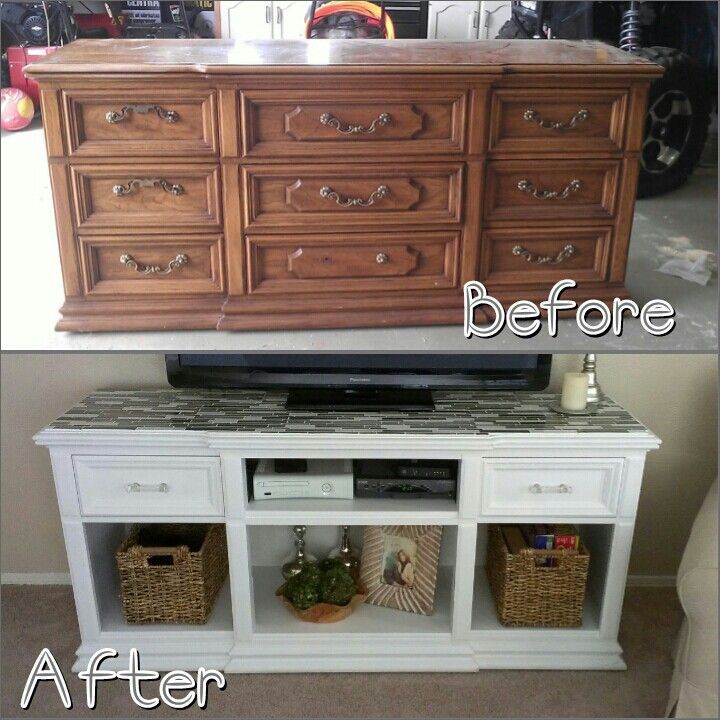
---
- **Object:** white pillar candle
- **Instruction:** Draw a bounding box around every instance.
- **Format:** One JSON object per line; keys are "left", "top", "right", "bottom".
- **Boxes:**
{"left": 561, "top": 372, "right": 589, "bottom": 411}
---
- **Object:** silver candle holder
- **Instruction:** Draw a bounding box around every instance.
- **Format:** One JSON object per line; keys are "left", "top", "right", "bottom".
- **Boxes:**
{"left": 327, "top": 525, "right": 360, "bottom": 578}
{"left": 582, "top": 354, "right": 603, "bottom": 405}
{"left": 281, "top": 525, "right": 317, "bottom": 580}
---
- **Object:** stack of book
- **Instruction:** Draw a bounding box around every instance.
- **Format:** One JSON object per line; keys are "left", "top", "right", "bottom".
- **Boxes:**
{"left": 501, "top": 524, "right": 581, "bottom": 566}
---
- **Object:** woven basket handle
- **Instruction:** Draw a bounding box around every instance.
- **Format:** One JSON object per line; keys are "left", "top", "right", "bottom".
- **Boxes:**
{"left": 518, "top": 547, "right": 579, "bottom": 569}
{"left": 518, "top": 548, "right": 578, "bottom": 557}
{"left": 129, "top": 544, "right": 190, "bottom": 566}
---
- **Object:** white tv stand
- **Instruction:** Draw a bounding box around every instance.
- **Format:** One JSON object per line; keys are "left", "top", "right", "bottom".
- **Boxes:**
{"left": 35, "top": 389, "right": 659, "bottom": 673}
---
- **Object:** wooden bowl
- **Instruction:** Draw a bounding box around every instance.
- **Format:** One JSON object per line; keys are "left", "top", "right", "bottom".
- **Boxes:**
{"left": 276, "top": 583, "right": 367, "bottom": 623}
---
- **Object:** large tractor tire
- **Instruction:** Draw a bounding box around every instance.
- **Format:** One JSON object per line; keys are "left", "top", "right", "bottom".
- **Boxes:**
{"left": 495, "top": 17, "right": 537, "bottom": 39}
{"left": 636, "top": 46, "right": 712, "bottom": 197}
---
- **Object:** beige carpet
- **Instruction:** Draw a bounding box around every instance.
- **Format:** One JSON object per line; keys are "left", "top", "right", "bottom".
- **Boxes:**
{"left": 1, "top": 585, "right": 681, "bottom": 719}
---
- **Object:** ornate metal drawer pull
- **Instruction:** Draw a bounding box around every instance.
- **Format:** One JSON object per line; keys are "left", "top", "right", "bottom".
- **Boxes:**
{"left": 375, "top": 252, "right": 389, "bottom": 264}
{"left": 517, "top": 178, "right": 581, "bottom": 200}
{"left": 106, "top": 104, "right": 179, "bottom": 124}
{"left": 120, "top": 253, "right": 188, "bottom": 275}
{"left": 512, "top": 244, "right": 576, "bottom": 265}
{"left": 112, "top": 178, "right": 184, "bottom": 197}
{"left": 319, "top": 184, "right": 390, "bottom": 207}
{"left": 529, "top": 483, "right": 573, "bottom": 494}
{"left": 127, "top": 482, "right": 169, "bottom": 493}
{"left": 319, "top": 111, "right": 392, "bottom": 134}
{"left": 523, "top": 108, "right": 589, "bottom": 130}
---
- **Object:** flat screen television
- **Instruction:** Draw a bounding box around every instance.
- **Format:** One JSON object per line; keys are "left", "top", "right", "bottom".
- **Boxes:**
{"left": 166, "top": 354, "right": 551, "bottom": 411}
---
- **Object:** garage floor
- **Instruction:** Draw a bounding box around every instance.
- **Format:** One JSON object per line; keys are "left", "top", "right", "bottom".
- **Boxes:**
{"left": 2, "top": 119, "right": 717, "bottom": 351}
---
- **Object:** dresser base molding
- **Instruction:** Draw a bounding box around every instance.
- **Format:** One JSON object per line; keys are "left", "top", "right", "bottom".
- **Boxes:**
{"left": 72, "top": 643, "right": 234, "bottom": 675}
{"left": 55, "top": 284, "right": 630, "bottom": 332}
{"left": 473, "top": 650, "right": 626, "bottom": 671}
{"left": 56, "top": 297, "right": 224, "bottom": 332}
{"left": 217, "top": 299, "right": 466, "bottom": 332}
{"left": 70, "top": 635, "right": 625, "bottom": 673}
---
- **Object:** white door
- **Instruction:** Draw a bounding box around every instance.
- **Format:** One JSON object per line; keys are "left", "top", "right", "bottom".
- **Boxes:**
{"left": 274, "top": 1, "right": 312, "bottom": 39}
{"left": 479, "top": 1, "right": 511, "bottom": 38}
{"left": 428, "top": 1, "right": 480, "bottom": 39}
{"left": 220, "top": 0, "right": 273, "bottom": 40}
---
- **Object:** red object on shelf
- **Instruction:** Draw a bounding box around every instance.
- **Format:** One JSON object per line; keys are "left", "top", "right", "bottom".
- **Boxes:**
{"left": 75, "top": 13, "right": 126, "bottom": 38}
{"left": 7, "top": 46, "right": 59, "bottom": 107}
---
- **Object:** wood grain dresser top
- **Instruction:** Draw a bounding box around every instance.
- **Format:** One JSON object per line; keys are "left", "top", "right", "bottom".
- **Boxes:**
{"left": 25, "top": 38, "right": 664, "bottom": 77}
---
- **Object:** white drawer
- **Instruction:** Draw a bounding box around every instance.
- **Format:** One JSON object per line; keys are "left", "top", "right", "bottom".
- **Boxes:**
{"left": 73, "top": 456, "right": 223, "bottom": 517}
{"left": 480, "top": 458, "right": 623, "bottom": 517}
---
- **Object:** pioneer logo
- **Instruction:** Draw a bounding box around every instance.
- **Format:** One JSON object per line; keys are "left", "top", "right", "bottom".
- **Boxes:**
{"left": 464, "top": 279, "right": 675, "bottom": 338}
{"left": 348, "top": 377, "right": 372, "bottom": 383}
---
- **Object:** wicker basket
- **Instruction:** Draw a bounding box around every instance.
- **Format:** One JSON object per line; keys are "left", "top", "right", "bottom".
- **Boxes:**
{"left": 486, "top": 524, "right": 590, "bottom": 627}
{"left": 116, "top": 524, "right": 228, "bottom": 624}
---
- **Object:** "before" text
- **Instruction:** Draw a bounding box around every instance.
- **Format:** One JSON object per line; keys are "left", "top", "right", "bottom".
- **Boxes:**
{"left": 464, "top": 280, "right": 675, "bottom": 338}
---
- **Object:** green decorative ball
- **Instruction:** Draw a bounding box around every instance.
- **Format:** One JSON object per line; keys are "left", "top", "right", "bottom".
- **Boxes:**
{"left": 319, "top": 564, "right": 357, "bottom": 606}
{"left": 285, "top": 564, "right": 321, "bottom": 610}
{"left": 318, "top": 557, "right": 344, "bottom": 572}
{"left": 284, "top": 560, "right": 357, "bottom": 610}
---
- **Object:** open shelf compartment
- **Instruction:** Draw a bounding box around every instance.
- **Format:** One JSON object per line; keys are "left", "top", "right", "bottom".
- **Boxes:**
{"left": 84, "top": 522, "right": 234, "bottom": 636}
{"left": 470, "top": 523, "right": 613, "bottom": 634}
{"left": 248, "top": 523, "right": 457, "bottom": 636}
{"left": 244, "top": 457, "right": 461, "bottom": 524}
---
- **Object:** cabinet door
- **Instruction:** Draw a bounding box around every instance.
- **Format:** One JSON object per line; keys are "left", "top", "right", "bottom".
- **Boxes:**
{"left": 220, "top": 0, "right": 273, "bottom": 39}
{"left": 274, "top": 1, "right": 311, "bottom": 39}
{"left": 479, "top": 1, "right": 511, "bottom": 39}
{"left": 428, "top": 1, "right": 479, "bottom": 39}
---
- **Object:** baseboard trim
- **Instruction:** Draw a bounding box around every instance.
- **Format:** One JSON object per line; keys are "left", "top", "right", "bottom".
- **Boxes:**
{"left": 626, "top": 574, "right": 677, "bottom": 587}
{"left": 1, "top": 572, "right": 71, "bottom": 585}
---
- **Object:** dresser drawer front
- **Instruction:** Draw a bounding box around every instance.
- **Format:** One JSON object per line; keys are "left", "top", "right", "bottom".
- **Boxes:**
{"left": 485, "top": 160, "right": 619, "bottom": 222}
{"left": 243, "top": 163, "right": 463, "bottom": 229}
{"left": 63, "top": 89, "right": 217, "bottom": 156}
{"left": 73, "top": 456, "right": 224, "bottom": 517}
{"left": 247, "top": 231, "right": 460, "bottom": 294}
{"left": 490, "top": 88, "right": 627, "bottom": 153}
{"left": 79, "top": 235, "right": 225, "bottom": 296}
{"left": 480, "top": 227, "right": 610, "bottom": 285}
{"left": 481, "top": 458, "right": 623, "bottom": 517}
{"left": 242, "top": 89, "right": 466, "bottom": 156}
{"left": 71, "top": 164, "right": 221, "bottom": 230}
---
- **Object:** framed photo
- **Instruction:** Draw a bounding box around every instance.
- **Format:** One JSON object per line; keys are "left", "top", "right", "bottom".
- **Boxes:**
{"left": 360, "top": 525, "right": 443, "bottom": 616}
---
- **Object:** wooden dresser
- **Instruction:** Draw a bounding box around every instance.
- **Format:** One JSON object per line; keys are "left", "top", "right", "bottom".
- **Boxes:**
{"left": 27, "top": 39, "right": 662, "bottom": 332}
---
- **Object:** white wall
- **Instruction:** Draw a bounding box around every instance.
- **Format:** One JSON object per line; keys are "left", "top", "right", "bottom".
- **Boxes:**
{"left": 0, "top": 354, "right": 166, "bottom": 576}
{"left": 1, "top": 353, "right": 716, "bottom": 579}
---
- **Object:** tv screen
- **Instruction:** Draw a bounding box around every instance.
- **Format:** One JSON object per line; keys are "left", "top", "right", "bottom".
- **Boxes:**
{"left": 166, "top": 354, "right": 551, "bottom": 391}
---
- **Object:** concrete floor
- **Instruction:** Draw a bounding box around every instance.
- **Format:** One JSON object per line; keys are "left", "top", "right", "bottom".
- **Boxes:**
{"left": 1, "top": 118, "right": 717, "bottom": 351}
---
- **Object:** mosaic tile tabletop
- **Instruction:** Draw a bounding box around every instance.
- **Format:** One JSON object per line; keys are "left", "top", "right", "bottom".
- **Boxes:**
{"left": 45, "top": 389, "right": 650, "bottom": 435}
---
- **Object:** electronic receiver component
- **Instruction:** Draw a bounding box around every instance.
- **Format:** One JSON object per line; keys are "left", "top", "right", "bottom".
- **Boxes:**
{"left": 253, "top": 458, "right": 353, "bottom": 500}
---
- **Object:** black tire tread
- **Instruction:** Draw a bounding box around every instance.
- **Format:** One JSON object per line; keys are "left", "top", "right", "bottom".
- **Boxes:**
{"left": 635, "top": 46, "right": 711, "bottom": 198}
{"left": 495, "top": 18, "right": 535, "bottom": 40}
